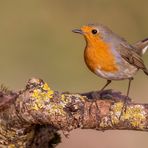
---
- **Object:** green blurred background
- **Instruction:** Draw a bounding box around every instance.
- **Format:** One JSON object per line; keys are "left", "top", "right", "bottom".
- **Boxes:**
{"left": 0, "top": 0, "right": 148, "bottom": 148}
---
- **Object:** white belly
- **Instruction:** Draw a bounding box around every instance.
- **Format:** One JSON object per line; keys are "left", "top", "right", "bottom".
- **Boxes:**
{"left": 95, "top": 60, "right": 138, "bottom": 80}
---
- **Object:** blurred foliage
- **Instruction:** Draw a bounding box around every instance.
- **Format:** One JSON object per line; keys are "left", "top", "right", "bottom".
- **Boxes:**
{"left": 0, "top": 0, "right": 147, "bottom": 101}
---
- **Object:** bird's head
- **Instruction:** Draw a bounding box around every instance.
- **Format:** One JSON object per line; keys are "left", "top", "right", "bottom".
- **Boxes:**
{"left": 72, "top": 24, "right": 112, "bottom": 45}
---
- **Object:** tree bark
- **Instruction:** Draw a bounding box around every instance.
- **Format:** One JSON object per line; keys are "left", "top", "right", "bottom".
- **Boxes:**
{"left": 0, "top": 78, "right": 147, "bottom": 148}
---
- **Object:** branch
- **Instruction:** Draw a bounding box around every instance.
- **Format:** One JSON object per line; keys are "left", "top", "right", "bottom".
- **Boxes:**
{"left": 0, "top": 78, "right": 147, "bottom": 147}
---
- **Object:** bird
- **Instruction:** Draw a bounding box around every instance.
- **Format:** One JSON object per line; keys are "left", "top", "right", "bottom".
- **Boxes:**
{"left": 72, "top": 24, "right": 148, "bottom": 99}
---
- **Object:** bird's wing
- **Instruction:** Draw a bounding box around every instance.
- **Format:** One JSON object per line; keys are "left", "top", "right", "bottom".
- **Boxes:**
{"left": 118, "top": 42, "right": 148, "bottom": 75}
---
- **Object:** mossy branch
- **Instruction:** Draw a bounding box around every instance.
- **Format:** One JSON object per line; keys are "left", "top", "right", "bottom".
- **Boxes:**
{"left": 0, "top": 78, "right": 148, "bottom": 148}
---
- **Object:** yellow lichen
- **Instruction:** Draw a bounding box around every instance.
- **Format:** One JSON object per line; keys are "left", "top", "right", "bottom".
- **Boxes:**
{"left": 31, "top": 83, "right": 54, "bottom": 111}
{"left": 111, "top": 102, "right": 123, "bottom": 125}
{"left": 32, "top": 83, "right": 54, "bottom": 101}
{"left": 31, "top": 103, "right": 39, "bottom": 110}
{"left": 111, "top": 102, "right": 146, "bottom": 128}
{"left": 48, "top": 94, "right": 69, "bottom": 115}
{"left": 123, "top": 105, "right": 146, "bottom": 128}
{"left": 113, "top": 102, "right": 123, "bottom": 113}
{"left": 8, "top": 144, "right": 15, "bottom": 148}
{"left": 31, "top": 84, "right": 68, "bottom": 115}
{"left": 60, "top": 94, "right": 69, "bottom": 105}
{"left": 49, "top": 104, "right": 65, "bottom": 115}
{"left": 30, "top": 81, "right": 85, "bottom": 116}
{"left": 42, "top": 83, "right": 50, "bottom": 91}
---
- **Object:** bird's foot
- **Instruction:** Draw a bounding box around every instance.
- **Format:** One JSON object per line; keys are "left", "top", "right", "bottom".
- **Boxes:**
{"left": 119, "top": 96, "right": 129, "bottom": 120}
{"left": 90, "top": 89, "right": 113, "bottom": 100}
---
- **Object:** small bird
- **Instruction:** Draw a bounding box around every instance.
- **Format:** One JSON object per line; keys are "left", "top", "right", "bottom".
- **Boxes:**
{"left": 72, "top": 24, "right": 148, "bottom": 98}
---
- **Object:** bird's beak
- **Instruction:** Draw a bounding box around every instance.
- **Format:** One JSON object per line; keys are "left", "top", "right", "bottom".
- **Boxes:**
{"left": 72, "top": 29, "right": 83, "bottom": 34}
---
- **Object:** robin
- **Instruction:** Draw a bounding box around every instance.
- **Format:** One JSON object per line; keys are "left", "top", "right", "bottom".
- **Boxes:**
{"left": 72, "top": 24, "right": 148, "bottom": 99}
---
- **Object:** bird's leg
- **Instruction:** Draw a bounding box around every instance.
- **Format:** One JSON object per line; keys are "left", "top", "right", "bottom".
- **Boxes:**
{"left": 120, "top": 77, "right": 133, "bottom": 119}
{"left": 90, "top": 80, "right": 111, "bottom": 115}
{"left": 92, "top": 80, "right": 112, "bottom": 99}
{"left": 89, "top": 80, "right": 112, "bottom": 128}
{"left": 100, "top": 80, "right": 112, "bottom": 92}
{"left": 126, "top": 78, "right": 133, "bottom": 97}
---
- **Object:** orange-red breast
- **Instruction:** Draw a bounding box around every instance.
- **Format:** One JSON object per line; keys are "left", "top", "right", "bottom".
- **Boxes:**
{"left": 72, "top": 24, "right": 148, "bottom": 97}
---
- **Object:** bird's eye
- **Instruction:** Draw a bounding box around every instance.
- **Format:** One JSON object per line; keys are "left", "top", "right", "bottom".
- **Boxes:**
{"left": 91, "top": 29, "right": 97, "bottom": 34}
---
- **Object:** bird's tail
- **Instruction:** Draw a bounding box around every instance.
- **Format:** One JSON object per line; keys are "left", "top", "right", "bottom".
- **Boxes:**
{"left": 133, "top": 38, "right": 148, "bottom": 55}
